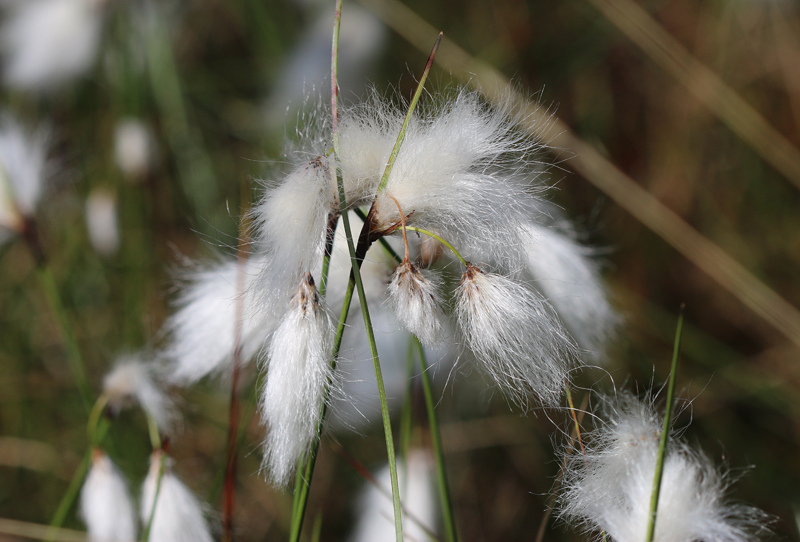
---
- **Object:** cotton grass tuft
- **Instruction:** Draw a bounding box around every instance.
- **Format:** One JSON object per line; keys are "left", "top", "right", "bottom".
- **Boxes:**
{"left": 559, "top": 393, "right": 770, "bottom": 542}
{"left": 79, "top": 449, "right": 137, "bottom": 542}
{"left": 456, "top": 263, "right": 578, "bottom": 407}
{"left": 260, "top": 273, "right": 334, "bottom": 487}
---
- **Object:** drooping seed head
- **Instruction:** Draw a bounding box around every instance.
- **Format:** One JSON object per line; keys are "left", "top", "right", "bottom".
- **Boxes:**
{"left": 387, "top": 260, "right": 445, "bottom": 347}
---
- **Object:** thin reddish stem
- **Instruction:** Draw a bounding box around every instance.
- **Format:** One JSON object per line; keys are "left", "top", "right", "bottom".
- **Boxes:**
{"left": 222, "top": 211, "right": 250, "bottom": 542}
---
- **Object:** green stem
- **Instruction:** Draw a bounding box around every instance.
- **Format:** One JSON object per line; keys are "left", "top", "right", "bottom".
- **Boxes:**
{"left": 319, "top": 212, "right": 339, "bottom": 297}
{"left": 403, "top": 226, "right": 468, "bottom": 266}
{"left": 146, "top": 414, "right": 162, "bottom": 451}
{"left": 415, "top": 338, "right": 457, "bottom": 542}
{"left": 645, "top": 306, "right": 685, "bottom": 542}
{"left": 86, "top": 394, "right": 109, "bottom": 446}
{"left": 338, "top": 151, "right": 405, "bottom": 542}
{"left": 310, "top": 512, "right": 324, "bottom": 542}
{"left": 44, "top": 452, "right": 90, "bottom": 542}
{"left": 376, "top": 33, "right": 443, "bottom": 195}
{"left": 399, "top": 337, "right": 416, "bottom": 465}
{"left": 35, "top": 266, "right": 92, "bottom": 411}
{"left": 144, "top": 7, "right": 218, "bottom": 216}
{"left": 143, "top": 451, "right": 168, "bottom": 542}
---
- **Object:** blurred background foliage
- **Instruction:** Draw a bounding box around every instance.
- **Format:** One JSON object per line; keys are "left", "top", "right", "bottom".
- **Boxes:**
{"left": 1, "top": 0, "right": 799, "bottom": 540}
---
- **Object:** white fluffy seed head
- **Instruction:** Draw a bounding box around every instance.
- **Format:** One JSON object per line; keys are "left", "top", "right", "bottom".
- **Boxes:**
{"left": 260, "top": 274, "right": 334, "bottom": 487}
{"left": 0, "top": 114, "right": 49, "bottom": 230}
{"left": 1, "top": 0, "right": 104, "bottom": 91}
{"left": 85, "top": 188, "right": 119, "bottom": 257}
{"left": 387, "top": 260, "right": 445, "bottom": 347}
{"left": 455, "top": 264, "right": 578, "bottom": 408}
{"left": 253, "top": 156, "right": 337, "bottom": 310}
{"left": 103, "top": 355, "right": 178, "bottom": 433}
{"left": 163, "top": 255, "right": 275, "bottom": 386}
{"left": 559, "top": 394, "right": 770, "bottom": 542}
{"left": 523, "top": 221, "right": 619, "bottom": 363}
{"left": 366, "top": 90, "right": 549, "bottom": 270}
{"left": 141, "top": 451, "right": 214, "bottom": 542}
{"left": 113, "top": 118, "right": 155, "bottom": 181}
{"left": 79, "top": 449, "right": 137, "bottom": 542}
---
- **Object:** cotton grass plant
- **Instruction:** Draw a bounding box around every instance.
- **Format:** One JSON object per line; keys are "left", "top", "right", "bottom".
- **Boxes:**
{"left": 0, "top": 0, "right": 785, "bottom": 541}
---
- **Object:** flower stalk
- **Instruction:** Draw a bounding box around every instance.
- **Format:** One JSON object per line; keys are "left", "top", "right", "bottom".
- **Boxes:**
{"left": 645, "top": 305, "right": 685, "bottom": 542}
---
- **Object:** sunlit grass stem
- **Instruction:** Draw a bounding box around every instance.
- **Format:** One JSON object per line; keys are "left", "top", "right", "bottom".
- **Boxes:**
{"left": 414, "top": 338, "right": 457, "bottom": 542}
{"left": 376, "top": 32, "right": 442, "bottom": 194}
{"left": 645, "top": 306, "right": 685, "bottom": 542}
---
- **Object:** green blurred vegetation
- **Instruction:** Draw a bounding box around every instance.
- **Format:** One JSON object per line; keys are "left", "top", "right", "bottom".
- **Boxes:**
{"left": 1, "top": 0, "right": 799, "bottom": 540}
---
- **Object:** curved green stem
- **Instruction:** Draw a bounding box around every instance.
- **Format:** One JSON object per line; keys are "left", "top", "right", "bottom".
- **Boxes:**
{"left": 645, "top": 306, "right": 685, "bottom": 542}
{"left": 415, "top": 338, "right": 457, "bottom": 542}
{"left": 35, "top": 265, "right": 92, "bottom": 411}
{"left": 403, "top": 226, "right": 468, "bottom": 266}
{"left": 86, "top": 394, "right": 109, "bottom": 446}
{"left": 143, "top": 451, "right": 167, "bottom": 542}
{"left": 146, "top": 414, "right": 162, "bottom": 451}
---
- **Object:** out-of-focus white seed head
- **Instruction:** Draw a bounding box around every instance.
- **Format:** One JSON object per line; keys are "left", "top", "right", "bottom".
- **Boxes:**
{"left": 260, "top": 273, "right": 334, "bottom": 487}
{"left": 103, "top": 355, "right": 178, "bottom": 433}
{"left": 559, "top": 393, "right": 770, "bottom": 542}
{"left": 253, "top": 156, "right": 337, "bottom": 310}
{"left": 455, "top": 263, "right": 578, "bottom": 408}
{"left": 0, "top": 114, "right": 49, "bottom": 231}
{"left": 387, "top": 260, "right": 444, "bottom": 347}
{"left": 349, "top": 449, "right": 438, "bottom": 542}
{"left": 85, "top": 188, "right": 119, "bottom": 257}
{"left": 163, "top": 255, "right": 275, "bottom": 386}
{"left": 113, "top": 118, "right": 155, "bottom": 181}
{"left": 141, "top": 450, "right": 214, "bottom": 542}
{"left": 523, "top": 222, "right": 619, "bottom": 363}
{"left": 1, "top": 0, "right": 104, "bottom": 91}
{"left": 79, "top": 449, "right": 137, "bottom": 542}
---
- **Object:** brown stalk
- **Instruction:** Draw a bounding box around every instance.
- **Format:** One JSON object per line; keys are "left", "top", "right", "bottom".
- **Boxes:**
{"left": 534, "top": 392, "right": 590, "bottom": 542}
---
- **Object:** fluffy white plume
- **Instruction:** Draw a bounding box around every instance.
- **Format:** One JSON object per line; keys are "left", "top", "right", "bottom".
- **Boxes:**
{"left": 85, "top": 188, "right": 119, "bottom": 257}
{"left": 336, "top": 100, "right": 396, "bottom": 207}
{"left": 114, "top": 118, "right": 155, "bottom": 181}
{"left": 455, "top": 263, "right": 577, "bottom": 407}
{"left": 0, "top": 114, "right": 48, "bottom": 231}
{"left": 103, "top": 355, "right": 177, "bottom": 433}
{"left": 164, "top": 255, "right": 275, "bottom": 386}
{"left": 364, "top": 91, "right": 549, "bottom": 269}
{"left": 253, "top": 156, "right": 337, "bottom": 309}
{"left": 559, "top": 394, "right": 769, "bottom": 542}
{"left": 80, "top": 449, "right": 137, "bottom": 542}
{"left": 349, "top": 450, "right": 438, "bottom": 542}
{"left": 1, "top": 0, "right": 104, "bottom": 91}
{"left": 260, "top": 273, "right": 334, "bottom": 487}
{"left": 387, "top": 260, "right": 445, "bottom": 347}
{"left": 523, "top": 222, "right": 618, "bottom": 362}
{"left": 141, "top": 451, "right": 214, "bottom": 542}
